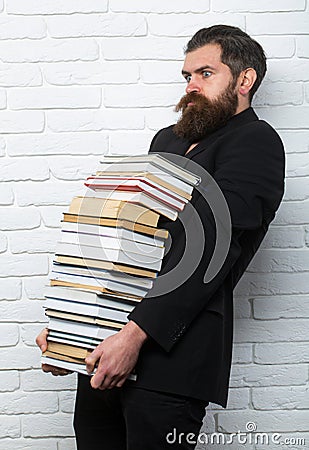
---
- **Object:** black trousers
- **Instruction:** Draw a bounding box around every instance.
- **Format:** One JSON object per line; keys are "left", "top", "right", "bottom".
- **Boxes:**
{"left": 74, "top": 374, "right": 208, "bottom": 450}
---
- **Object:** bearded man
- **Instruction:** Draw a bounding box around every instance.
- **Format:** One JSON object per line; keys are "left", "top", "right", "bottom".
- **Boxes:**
{"left": 37, "top": 25, "right": 285, "bottom": 450}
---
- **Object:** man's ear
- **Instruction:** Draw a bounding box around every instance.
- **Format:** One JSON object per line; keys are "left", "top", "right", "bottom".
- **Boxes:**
{"left": 238, "top": 68, "right": 257, "bottom": 96}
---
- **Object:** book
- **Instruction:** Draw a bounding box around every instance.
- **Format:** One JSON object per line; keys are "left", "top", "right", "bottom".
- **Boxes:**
{"left": 43, "top": 298, "right": 130, "bottom": 323}
{"left": 85, "top": 176, "right": 188, "bottom": 207}
{"left": 46, "top": 341, "right": 92, "bottom": 359}
{"left": 55, "top": 242, "right": 163, "bottom": 271}
{"left": 47, "top": 317, "right": 120, "bottom": 339}
{"left": 54, "top": 255, "right": 157, "bottom": 278}
{"left": 90, "top": 190, "right": 179, "bottom": 221}
{"left": 47, "top": 330, "right": 104, "bottom": 348}
{"left": 51, "top": 266, "right": 153, "bottom": 290}
{"left": 61, "top": 221, "right": 166, "bottom": 247}
{"left": 69, "top": 196, "right": 159, "bottom": 227}
{"left": 61, "top": 215, "right": 169, "bottom": 240}
{"left": 45, "top": 309, "right": 126, "bottom": 329}
{"left": 60, "top": 230, "right": 165, "bottom": 259}
{"left": 100, "top": 154, "right": 201, "bottom": 186}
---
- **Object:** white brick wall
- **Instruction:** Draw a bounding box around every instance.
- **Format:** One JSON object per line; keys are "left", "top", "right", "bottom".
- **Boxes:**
{"left": 0, "top": 2, "right": 308, "bottom": 449}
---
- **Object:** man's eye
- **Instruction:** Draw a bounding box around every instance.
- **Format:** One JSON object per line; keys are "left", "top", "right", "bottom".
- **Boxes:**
{"left": 185, "top": 75, "right": 192, "bottom": 83}
{"left": 202, "top": 71, "right": 212, "bottom": 78}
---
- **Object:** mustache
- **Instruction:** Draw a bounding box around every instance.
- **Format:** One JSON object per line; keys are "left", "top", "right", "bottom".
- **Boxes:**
{"left": 174, "top": 92, "right": 210, "bottom": 113}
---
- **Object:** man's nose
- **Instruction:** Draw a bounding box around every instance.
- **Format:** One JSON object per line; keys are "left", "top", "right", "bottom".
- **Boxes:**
{"left": 185, "top": 77, "right": 201, "bottom": 94}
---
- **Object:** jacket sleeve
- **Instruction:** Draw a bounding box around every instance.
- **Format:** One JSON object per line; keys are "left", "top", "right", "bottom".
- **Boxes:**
{"left": 128, "top": 121, "right": 285, "bottom": 352}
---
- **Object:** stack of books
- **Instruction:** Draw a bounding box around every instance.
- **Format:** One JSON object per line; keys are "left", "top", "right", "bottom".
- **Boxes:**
{"left": 41, "top": 154, "right": 200, "bottom": 375}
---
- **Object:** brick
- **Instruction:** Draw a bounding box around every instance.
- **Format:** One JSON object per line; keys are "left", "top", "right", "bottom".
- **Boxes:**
{"left": 10, "top": 229, "right": 60, "bottom": 254}
{"left": 0, "top": 88, "right": 7, "bottom": 108}
{"left": 234, "top": 296, "right": 251, "bottom": 319}
{"left": 0, "top": 439, "right": 57, "bottom": 450}
{"left": 104, "top": 84, "right": 183, "bottom": 107}
{"left": 234, "top": 318, "right": 308, "bottom": 343}
{"left": 0, "top": 347, "right": 39, "bottom": 370}
{"left": 21, "top": 323, "right": 49, "bottom": 347}
{"left": 59, "top": 390, "right": 76, "bottom": 413}
{"left": 7, "top": 132, "right": 108, "bottom": 156}
{"left": 252, "top": 386, "right": 309, "bottom": 410}
{"left": 253, "top": 295, "right": 309, "bottom": 319}
{"left": 0, "top": 39, "right": 99, "bottom": 63}
{"left": 235, "top": 271, "right": 309, "bottom": 296}
{"left": 148, "top": 14, "right": 244, "bottom": 37}
{"left": 230, "top": 364, "right": 307, "bottom": 388}
{"left": 211, "top": 388, "right": 250, "bottom": 410}
{"left": 145, "top": 107, "right": 179, "bottom": 131}
{"left": 232, "top": 344, "right": 252, "bottom": 364}
{"left": 0, "top": 111, "right": 44, "bottom": 133}
{"left": 141, "top": 61, "right": 184, "bottom": 84}
{"left": 21, "top": 369, "right": 76, "bottom": 391}
{"left": 0, "top": 416, "right": 20, "bottom": 438}
{"left": 0, "top": 254, "right": 49, "bottom": 277}
{"left": 213, "top": 0, "right": 305, "bottom": 11}
{"left": 0, "top": 324, "right": 19, "bottom": 347}
{"left": 284, "top": 177, "right": 309, "bottom": 200}
{"left": 256, "top": 106, "right": 309, "bottom": 129}
{"left": 101, "top": 37, "right": 186, "bottom": 61}
{"left": 14, "top": 181, "right": 84, "bottom": 207}
{"left": 260, "top": 226, "right": 304, "bottom": 248}
{"left": 267, "top": 59, "right": 309, "bottom": 82}
{"left": 247, "top": 249, "right": 309, "bottom": 273}
{"left": 0, "top": 392, "right": 58, "bottom": 414}
{"left": 0, "top": 231, "right": 7, "bottom": 252}
{"left": 0, "top": 184, "right": 14, "bottom": 205}
{"left": 0, "top": 206, "right": 40, "bottom": 230}
{"left": 0, "top": 278, "right": 22, "bottom": 300}
{"left": 23, "top": 414, "right": 75, "bottom": 437}
{"left": 43, "top": 61, "right": 139, "bottom": 86}
{"left": 254, "top": 342, "right": 309, "bottom": 364}
{"left": 110, "top": 132, "right": 154, "bottom": 155}
{"left": 58, "top": 439, "right": 77, "bottom": 450}
{"left": 274, "top": 200, "right": 309, "bottom": 225}
{"left": 297, "top": 36, "right": 309, "bottom": 58}
{"left": 217, "top": 410, "right": 309, "bottom": 433}
{"left": 7, "top": 0, "right": 108, "bottom": 14}
{"left": 0, "top": 300, "right": 45, "bottom": 322}
{"left": 110, "top": 0, "right": 210, "bottom": 12}
{"left": 0, "top": 157, "right": 49, "bottom": 181}
{"left": 0, "top": 371, "right": 19, "bottom": 392}
{"left": 0, "top": 63, "right": 42, "bottom": 87}
{"left": 286, "top": 153, "right": 309, "bottom": 177}
{"left": 39, "top": 206, "right": 65, "bottom": 228}
{"left": 48, "top": 155, "right": 100, "bottom": 179}
{"left": 305, "top": 82, "right": 309, "bottom": 102}
{"left": 47, "top": 109, "right": 144, "bottom": 133}
{"left": 253, "top": 82, "right": 303, "bottom": 106}
{"left": 23, "top": 276, "right": 49, "bottom": 300}
{"left": 47, "top": 13, "right": 146, "bottom": 38}
{"left": 0, "top": 16, "right": 46, "bottom": 39}
{"left": 247, "top": 12, "right": 309, "bottom": 35}
{"left": 252, "top": 36, "right": 295, "bottom": 59}
{"left": 0, "top": 137, "right": 5, "bottom": 156}
{"left": 9, "top": 87, "right": 101, "bottom": 110}
{"left": 278, "top": 130, "right": 309, "bottom": 153}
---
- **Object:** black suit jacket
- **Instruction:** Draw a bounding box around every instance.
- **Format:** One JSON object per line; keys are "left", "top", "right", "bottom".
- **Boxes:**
{"left": 128, "top": 107, "right": 285, "bottom": 407}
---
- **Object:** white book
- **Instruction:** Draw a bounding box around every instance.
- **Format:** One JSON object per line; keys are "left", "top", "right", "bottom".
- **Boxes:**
{"left": 50, "top": 267, "right": 153, "bottom": 290}
{"left": 48, "top": 317, "right": 121, "bottom": 339}
{"left": 44, "top": 298, "right": 129, "bottom": 323}
{"left": 61, "top": 221, "right": 165, "bottom": 247}
{"left": 55, "top": 241, "right": 163, "bottom": 271}
{"left": 86, "top": 177, "right": 187, "bottom": 208}
{"left": 50, "top": 272, "right": 148, "bottom": 298}
{"left": 60, "top": 230, "right": 165, "bottom": 259}
{"left": 48, "top": 329, "right": 104, "bottom": 346}
{"left": 100, "top": 154, "right": 201, "bottom": 186}
{"left": 90, "top": 190, "right": 179, "bottom": 221}
{"left": 41, "top": 356, "right": 137, "bottom": 380}
{"left": 47, "top": 334, "right": 99, "bottom": 350}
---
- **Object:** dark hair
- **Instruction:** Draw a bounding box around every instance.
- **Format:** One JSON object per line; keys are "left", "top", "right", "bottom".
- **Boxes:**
{"left": 185, "top": 25, "right": 266, "bottom": 101}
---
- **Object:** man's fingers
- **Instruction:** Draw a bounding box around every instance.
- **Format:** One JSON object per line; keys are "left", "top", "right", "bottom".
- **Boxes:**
{"left": 36, "top": 328, "right": 49, "bottom": 352}
{"left": 42, "top": 364, "right": 72, "bottom": 376}
{"left": 85, "top": 347, "right": 102, "bottom": 374}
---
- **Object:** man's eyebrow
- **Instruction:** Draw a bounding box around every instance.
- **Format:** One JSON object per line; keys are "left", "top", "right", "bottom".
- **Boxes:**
{"left": 181, "top": 65, "right": 216, "bottom": 76}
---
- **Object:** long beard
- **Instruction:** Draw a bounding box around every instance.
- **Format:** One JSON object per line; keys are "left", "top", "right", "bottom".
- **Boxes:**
{"left": 173, "top": 83, "right": 238, "bottom": 143}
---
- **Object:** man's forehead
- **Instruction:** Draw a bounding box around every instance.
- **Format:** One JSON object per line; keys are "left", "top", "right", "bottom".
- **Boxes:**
{"left": 182, "top": 43, "right": 223, "bottom": 71}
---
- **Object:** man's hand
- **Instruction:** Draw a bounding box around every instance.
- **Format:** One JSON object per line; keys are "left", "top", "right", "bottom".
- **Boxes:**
{"left": 35, "top": 328, "right": 72, "bottom": 376}
{"left": 85, "top": 320, "right": 148, "bottom": 390}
